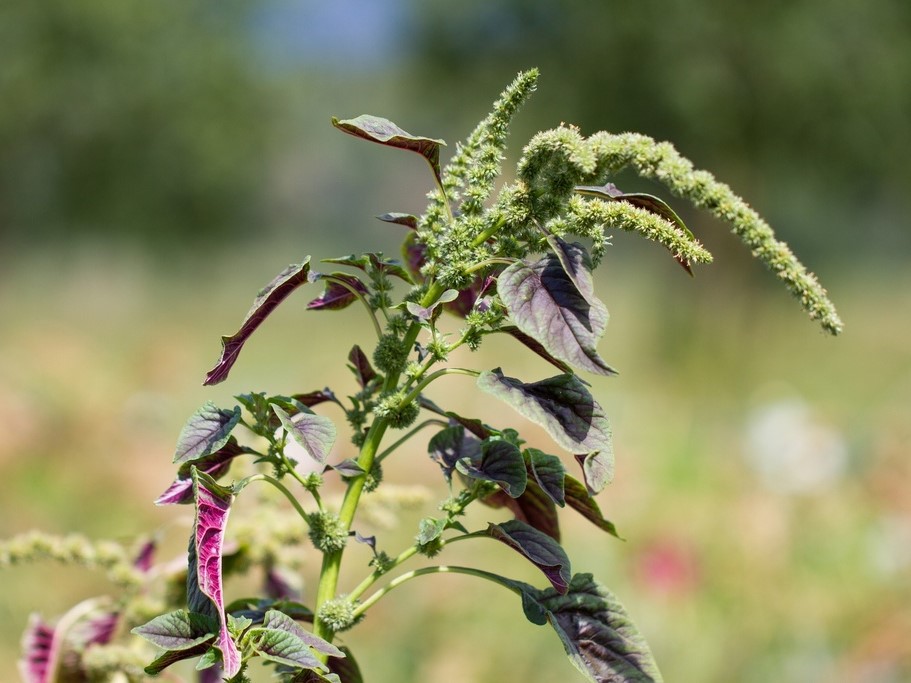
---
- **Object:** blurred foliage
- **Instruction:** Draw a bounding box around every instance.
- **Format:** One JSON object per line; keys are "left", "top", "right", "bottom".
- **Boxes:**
{"left": 0, "top": 0, "right": 274, "bottom": 246}
{"left": 405, "top": 0, "right": 910, "bottom": 261}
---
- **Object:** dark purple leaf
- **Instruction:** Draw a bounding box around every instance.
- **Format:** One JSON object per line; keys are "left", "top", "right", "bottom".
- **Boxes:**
{"left": 442, "top": 274, "right": 497, "bottom": 318}
{"left": 204, "top": 260, "right": 312, "bottom": 385}
{"left": 157, "top": 437, "right": 248, "bottom": 506}
{"left": 488, "top": 519, "right": 572, "bottom": 593}
{"left": 226, "top": 598, "right": 314, "bottom": 624}
{"left": 332, "top": 115, "right": 445, "bottom": 183}
{"left": 456, "top": 439, "right": 527, "bottom": 498}
{"left": 272, "top": 405, "right": 337, "bottom": 465}
{"left": 575, "top": 452, "right": 613, "bottom": 497}
{"left": 329, "top": 646, "right": 364, "bottom": 683}
{"left": 498, "top": 252, "right": 617, "bottom": 376}
{"left": 132, "top": 610, "right": 217, "bottom": 651}
{"left": 428, "top": 426, "right": 482, "bottom": 481}
{"left": 347, "top": 345, "right": 377, "bottom": 388}
{"left": 133, "top": 539, "right": 156, "bottom": 573}
{"left": 353, "top": 532, "right": 376, "bottom": 551}
{"left": 18, "top": 613, "right": 57, "bottom": 683}
{"left": 377, "top": 212, "right": 418, "bottom": 229}
{"left": 546, "top": 236, "right": 597, "bottom": 304}
{"left": 527, "top": 448, "right": 566, "bottom": 507}
{"left": 191, "top": 469, "right": 241, "bottom": 677}
{"left": 500, "top": 325, "right": 574, "bottom": 375}
{"left": 575, "top": 183, "right": 694, "bottom": 275}
{"left": 265, "top": 567, "right": 302, "bottom": 601}
{"left": 418, "top": 397, "right": 494, "bottom": 439}
{"left": 307, "top": 273, "right": 369, "bottom": 311}
{"left": 173, "top": 402, "right": 241, "bottom": 465}
{"left": 477, "top": 369, "right": 614, "bottom": 488}
{"left": 292, "top": 390, "right": 338, "bottom": 409}
{"left": 482, "top": 482, "right": 561, "bottom": 541}
{"left": 533, "top": 573, "right": 664, "bottom": 682}
{"left": 564, "top": 476, "right": 621, "bottom": 539}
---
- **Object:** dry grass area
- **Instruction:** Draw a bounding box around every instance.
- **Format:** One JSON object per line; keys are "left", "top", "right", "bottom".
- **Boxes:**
{"left": 1, "top": 245, "right": 908, "bottom": 682}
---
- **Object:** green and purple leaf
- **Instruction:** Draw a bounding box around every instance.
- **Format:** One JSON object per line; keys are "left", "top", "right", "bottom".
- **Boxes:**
{"left": 377, "top": 212, "right": 418, "bottom": 230}
{"left": 292, "top": 389, "right": 338, "bottom": 409}
{"left": 406, "top": 288, "right": 459, "bottom": 322}
{"left": 428, "top": 425, "right": 481, "bottom": 481}
{"left": 418, "top": 397, "right": 494, "bottom": 439}
{"left": 347, "top": 345, "right": 377, "bottom": 388}
{"left": 157, "top": 437, "right": 249, "bottom": 506}
{"left": 332, "top": 115, "right": 445, "bottom": 184}
{"left": 18, "top": 614, "right": 59, "bottom": 683}
{"left": 487, "top": 519, "right": 571, "bottom": 593}
{"left": 500, "top": 325, "right": 574, "bottom": 375}
{"left": 324, "top": 252, "right": 414, "bottom": 284}
{"left": 246, "top": 610, "right": 343, "bottom": 669}
{"left": 272, "top": 405, "right": 337, "bottom": 465}
{"left": 575, "top": 451, "right": 613, "bottom": 497}
{"left": 191, "top": 468, "right": 241, "bottom": 677}
{"left": 498, "top": 251, "right": 617, "bottom": 376}
{"left": 173, "top": 402, "right": 241, "bottom": 466}
{"left": 132, "top": 610, "right": 217, "bottom": 651}
{"left": 307, "top": 273, "right": 369, "bottom": 311}
{"left": 204, "top": 260, "right": 312, "bottom": 385}
{"left": 546, "top": 236, "right": 598, "bottom": 304}
{"left": 477, "top": 369, "right": 614, "bottom": 489}
{"left": 564, "top": 476, "right": 621, "bottom": 539}
{"left": 401, "top": 232, "right": 427, "bottom": 282}
{"left": 482, "top": 481, "right": 561, "bottom": 541}
{"left": 532, "top": 573, "right": 663, "bottom": 683}
{"left": 328, "top": 646, "right": 364, "bottom": 683}
{"left": 143, "top": 643, "right": 214, "bottom": 676}
{"left": 526, "top": 448, "right": 566, "bottom": 507}
{"left": 575, "top": 183, "right": 694, "bottom": 275}
{"left": 456, "top": 439, "right": 527, "bottom": 498}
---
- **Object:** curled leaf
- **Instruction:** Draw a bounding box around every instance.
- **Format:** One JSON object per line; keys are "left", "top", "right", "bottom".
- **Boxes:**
{"left": 307, "top": 273, "right": 369, "bottom": 311}
{"left": 272, "top": 405, "right": 337, "bottom": 465}
{"left": 173, "top": 402, "right": 241, "bottom": 465}
{"left": 347, "top": 346, "right": 377, "bottom": 388}
{"left": 456, "top": 439, "right": 527, "bottom": 498}
{"left": 157, "top": 437, "right": 249, "bottom": 506}
{"left": 377, "top": 212, "right": 418, "bottom": 230}
{"left": 488, "top": 520, "right": 572, "bottom": 593}
{"left": 564, "top": 476, "right": 621, "bottom": 539}
{"left": 428, "top": 425, "right": 481, "bottom": 482}
{"left": 526, "top": 448, "right": 566, "bottom": 507}
{"left": 204, "top": 260, "right": 312, "bottom": 385}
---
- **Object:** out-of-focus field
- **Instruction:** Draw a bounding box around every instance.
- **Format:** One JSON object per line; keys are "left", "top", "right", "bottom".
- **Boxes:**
{"left": 1, "top": 245, "right": 909, "bottom": 682}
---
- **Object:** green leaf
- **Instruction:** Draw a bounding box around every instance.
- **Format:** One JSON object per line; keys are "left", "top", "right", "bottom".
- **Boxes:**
{"left": 332, "top": 115, "right": 445, "bottom": 184}
{"left": 498, "top": 250, "right": 617, "bottom": 376}
{"left": 131, "top": 610, "right": 217, "bottom": 651}
{"left": 536, "top": 574, "right": 663, "bottom": 683}
{"left": 204, "top": 260, "right": 312, "bottom": 385}
{"left": 262, "top": 610, "right": 343, "bottom": 658}
{"left": 477, "top": 369, "right": 613, "bottom": 490}
{"left": 564, "top": 476, "right": 621, "bottom": 539}
{"left": 456, "top": 439, "right": 527, "bottom": 498}
{"left": 526, "top": 448, "right": 566, "bottom": 507}
{"left": 272, "top": 405, "right": 337, "bottom": 465}
{"left": 247, "top": 627, "right": 324, "bottom": 671}
{"left": 329, "top": 646, "right": 364, "bottom": 683}
{"left": 173, "top": 402, "right": 241, "bottom": 465}
{"left": 143, "top": 643, "right": 213, "bottom": 675}
{"left": 416, "top": 517, "right": 446, "bottom": 545}
{"left": 487, "top": 520, "right": 572, "bottom": 593}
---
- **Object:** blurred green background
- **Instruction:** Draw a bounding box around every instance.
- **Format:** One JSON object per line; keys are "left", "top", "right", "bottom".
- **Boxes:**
{"left": 1, "top": 1, "right": 909, "bottom": 681}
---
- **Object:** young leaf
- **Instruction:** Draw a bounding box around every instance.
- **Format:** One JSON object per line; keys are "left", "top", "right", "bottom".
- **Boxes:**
{"left": 263, "top": 610, "right": 344, "bottom": 656}
{"left": 482, "top": 481, "right": 561, "bottom": 541}
{"left": 416, "top": 517, "right": 447, "bottom": 546}
{"left": 157, "top": 437, "right": 249, "bottom": 506}
{"left": 564, "top": 476, "right": 621, "bottom": 539}
{"left": 377, "top": 212, "right": 418, "bottom": 229}
{"left": 191, "top": 468, "right": 241, "bottom": 677}
{"left": 535, "top": 573, "right": 664, "bottom": 683}
{"left": 173, "top": 402, "right": 241, "bottom": 465}
{"left": 307, "top": 273, "right": 369, "bottom": 311}
{"left": 204, "top": 260, "right": 312, "bottom": 385}
{"left": 526, "top": 448, "right": 566, "bottom": 507}
{"left": 498, "top": 251, "right": 617, "bottom": 376}
{"left": 405, "top": 288, "right": 459, "bottom": 322}
{"left": 477, "top": 369, "right": 614, "bottom": 489}
{"left": 575, "top": 183, "right": 694, "bottom": 275}
{"left": 332, "top": 115, "right": 445, "bottom": 184}
{"left": 132, "top": 610, "right": 217, "bottom": 651}
{"left": 347, "top": 345, "right": 377, "bottom": 388}
{"left": 456, "top": 439, "right": 527, "bottom": 498}
{"left": 487, "top": 519, "right": 572, "bottom": 593}
{"left": 428, "top": 425, "right": 482, "bottom": 482}
{"left": 272, "top": 405, "right": 337, "bottom": 465}
{"left": 292, "top": 389, "right": 338, "bottom": 409}
{"left": 144, "top": 643, "right": 213, "bottom": 676}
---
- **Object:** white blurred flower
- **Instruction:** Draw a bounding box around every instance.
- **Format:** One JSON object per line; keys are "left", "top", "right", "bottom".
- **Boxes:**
{"left": 744, "top": 399, "right": 848, "bottom": 494}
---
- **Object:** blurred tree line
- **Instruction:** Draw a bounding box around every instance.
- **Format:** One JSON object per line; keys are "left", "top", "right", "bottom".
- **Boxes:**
{"left": 1, "top": 0, "right": 907, "bottom": 263}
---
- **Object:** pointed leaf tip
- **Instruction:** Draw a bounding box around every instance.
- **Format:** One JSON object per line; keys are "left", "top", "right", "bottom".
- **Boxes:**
{"left": 488, "top": 519, "right": 572, "bottom": 593}
{"left": 173, "top": 403, "right": 241, "bottom": 465}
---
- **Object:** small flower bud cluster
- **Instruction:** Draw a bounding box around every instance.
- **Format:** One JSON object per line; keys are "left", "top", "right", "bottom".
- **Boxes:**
{"left": 307, "top": 511, "right": 348, "bottom": 553}
{"left": 317, "top": 597, "right": 362, "bottom": 633}
{"left": 373, "top": 391, "right": 419, "bottom": 430}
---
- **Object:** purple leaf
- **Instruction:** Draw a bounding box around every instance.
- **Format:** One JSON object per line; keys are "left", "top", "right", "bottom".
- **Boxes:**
{"left": 405, "top": 288, "right": 458, "bottom": 322}
{"left": 204, "top": 260, "right": 312, "bottom": 385}
{"left": 265, "top": 567, "right": 302, "bottom": 601}
{"left": 428, "top": 426, "right": 482, "bottom": 482}
{"left": 173, "top": 402, "right": 241, "bottom": 465}
{"left": 482, "top": 481, "right": 561, "bottom": 542}
{"left": 307, "top": 272, "right": 369, "bottom": 311}
{"left": 575, "top": 183, "right": 695, "bottom": 275}
{"left": 329, "top": 646, "right": 364, "bottom": 683}
{"left": 377, "top": 213, "right": 418, "bottom": 229}
{"left": 292, "top": 389, "right": 338, "bottom": 409}
{"left": 191, "top": 468, "right": 241, "bottom": 677}
{"left": 347, "top": 345, "right": 377, "bottom": 388}
{"left": 133, "top": 538, "right": 156, "bottom": 573}
{"left": 332, "top": 115, "right": 445, "bottom": 184}
{"left": 498, "top": 251, "right": 617, "bottom": 376}
{"left": 532, "top": 573, "right": 664, "bottom": 682}
{"left": 456, "top": 439, "right": 527, "bottom": 498}
{"left": 487, "top": 519, "right": 572, "bottom": 593}
{"left": 157, "top": 437, "right": 248, "bottom": 506}
{"left": 477, "top": 369, "right": 614, "bottom": 488}
{"left": 546, "top": 236, "right": 597, "bottom": 304}
{"left": 272, "top": 405, "right": 337, "bottom": 465}
{"left": 331, "top": 459, "right": 366, "bottom": 477}
{"left": 132, "top": 610, "right": 217, "bottom": 651}
{"left": 526, "top": 448, "right": 566, "bottom": 507}
{"left": 564, "top": 476, "right": 621, "bottom": 539}
{"left": 18, "top": 614, "right": 58, "bottom": 683}
{"left": 417, "top": 398, "right": 494, "bottom": 439}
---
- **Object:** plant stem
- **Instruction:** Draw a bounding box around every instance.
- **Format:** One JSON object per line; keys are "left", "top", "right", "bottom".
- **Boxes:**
{"left": 321, "top": 274, "right": 383, "bottom": 340}
{"left": 376, "top": 418, "right": 448, "bottom": 463}
{"left": 241, "top": 474, "right": 311, "bottom": 526}
{"left": 401, "top": 367, "right": 479, "bottom": 405}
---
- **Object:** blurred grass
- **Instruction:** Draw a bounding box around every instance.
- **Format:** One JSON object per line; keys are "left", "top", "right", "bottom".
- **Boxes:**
{"left": 1, "top": 243, "right": 909, "bottom": 682}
